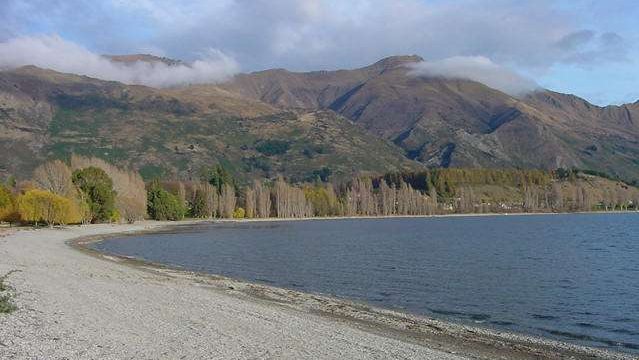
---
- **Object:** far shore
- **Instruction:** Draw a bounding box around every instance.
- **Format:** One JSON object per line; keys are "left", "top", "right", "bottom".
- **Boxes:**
{"left": 0, "top": 220, "right": 635, "bottom": 359}
{"left": 221, "top": 209, "right": 638, "bottom": 223}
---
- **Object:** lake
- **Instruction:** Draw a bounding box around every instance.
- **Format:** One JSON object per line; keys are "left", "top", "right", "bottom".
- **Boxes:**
{"left": 91, "top": 213, "right": 639, "bottom": 354}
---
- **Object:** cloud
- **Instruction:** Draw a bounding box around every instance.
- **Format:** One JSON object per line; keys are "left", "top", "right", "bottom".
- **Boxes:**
{"left": 0, "top": 35, "right": 239, "bottom": 87}
{"left": 115, "top": 0, "right": 628, "bottom": 72}
{"left": 2, "top": 0, "right": 629, "bottom": 73}
{"left": 554, "top": 30, "right": 628, "bottom": 64}
{"left": 408, "top": 56, "right": 539, "bottom": 96}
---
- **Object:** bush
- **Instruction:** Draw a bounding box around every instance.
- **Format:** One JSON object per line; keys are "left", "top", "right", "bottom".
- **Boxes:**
{"left": 17, "top": 189, "right": 83, "bottom": 225}
{"left": 147, "top": 182, "right": 186, "bottom": 221}
{"left": 256, "top": 140, "right": 290, "bottom": 156}
{"left": 0, "top": 272, "right": 17, "bottom": 314}
{"left": 72, "top": 167, "right": 117, "bottom": 223}
{"left": 233, "top": 207, "right": 245, "bottom": 219}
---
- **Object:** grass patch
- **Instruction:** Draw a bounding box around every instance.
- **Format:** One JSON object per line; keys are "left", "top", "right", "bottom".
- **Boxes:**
{"left": 0, "top": 271, "right": 18, "bottom": 314}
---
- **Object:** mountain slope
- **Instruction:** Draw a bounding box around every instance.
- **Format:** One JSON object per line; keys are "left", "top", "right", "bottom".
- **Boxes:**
{"left": 2, "top": 56, "right": 638, "bottom": 183}
{"left": 0, "top": 66, "right": 420, "bottom": 181}
{"left": 220, "top": 56, "right": 639, "bottom": 181}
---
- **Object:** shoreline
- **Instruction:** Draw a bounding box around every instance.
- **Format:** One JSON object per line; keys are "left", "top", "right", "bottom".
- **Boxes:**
{"left": 199, "top": 209, "right": 639, "bottom": 224}
{"left": 0, "top": 221, "right": 635, "bottom": 359}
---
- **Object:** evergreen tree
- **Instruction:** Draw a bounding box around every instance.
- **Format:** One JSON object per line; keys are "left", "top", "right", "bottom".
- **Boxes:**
{"left": 146, "top": 181, "right": 185, "bottom": 221}
{"left": 72, "top": 167, "right": 117, "bottom": 223}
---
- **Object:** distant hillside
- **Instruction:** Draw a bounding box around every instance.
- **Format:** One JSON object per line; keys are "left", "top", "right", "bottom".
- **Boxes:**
{"left": 1, "top": 55, "right": 638, "bottom": 183}
{"left": 220, "top": 56, "right": 639, "bottom": 182}
{"left": 0, "top": 66, "right": 420, "bottom": 181}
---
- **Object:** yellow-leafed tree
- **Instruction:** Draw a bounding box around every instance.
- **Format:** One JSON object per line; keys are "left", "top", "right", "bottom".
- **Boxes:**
{"left": 0, "top": 184, "right": 19, "bottom": 223}
{"left": 18, "top": 189, "right": 82, "bottom": 226}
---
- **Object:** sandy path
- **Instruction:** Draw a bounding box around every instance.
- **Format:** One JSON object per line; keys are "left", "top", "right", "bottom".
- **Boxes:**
{"left": 0, "top": 223, "right": 467, "bottom": 360}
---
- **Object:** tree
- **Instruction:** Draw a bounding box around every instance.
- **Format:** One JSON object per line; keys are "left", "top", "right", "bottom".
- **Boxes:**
{"left": 72, "top": 167, "right": 117, "bottom": 223}
{"left": 189, "top": 189, "right": 208, "bottom": 218}
{"left": 204, "top": 165, "right": 235, "bottom": 193}
{"left": 17, "top": 189, "right": 82, "bottom": 226}
{"left": 70, "top": 156, "right": 146, "bottom": 222}
{"left": 303, "top": 185, "right": 332, "bottom": 217}
{"left": 219, "top": 184, "right": 236, "bottom": 218}
{"left": 32, "top": 160, "right": 74, "bottom": 197}
{"left": 254, "top": 180, "right": 271, "bottom": 218}
{"left": 0, "top": 185, "right": 19, "bottom": 224}
{"left": 244, "top": 186, "right": 256, "bottom": 218}
{"left": 379, "top": 180, "right": 396, "bottom": 216}
{"left": 187, "top": 182, "right": 216, "bottom": 218}
{"left": 428, "top": 185, "right": 438, "bottom": 215}
{"left": 146, "top": 181, "right": 185, "bottom": 221}
{"left": 274, "top": 177, "right": 312, "bottom": 218}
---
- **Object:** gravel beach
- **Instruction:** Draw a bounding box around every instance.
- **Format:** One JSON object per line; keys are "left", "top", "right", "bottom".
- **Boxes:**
{"left": 0, "top": 221, "right": 633, "bottom": 359}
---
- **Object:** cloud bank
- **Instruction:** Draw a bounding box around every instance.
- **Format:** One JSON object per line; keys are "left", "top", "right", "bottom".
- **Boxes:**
{"left": 408, "top": 57, "right": 539, "bottom": 96}
{"left": 0, "top": 35, "right": 239, "bottom": 87}
{"left": 0, "top": 0, "right": 628, "bottom": 72}
{"left": 114, "top": 0, "right": 628, "bottom": 72}
{"left": 0, "top": 0, "right": 634, "bottom": 103}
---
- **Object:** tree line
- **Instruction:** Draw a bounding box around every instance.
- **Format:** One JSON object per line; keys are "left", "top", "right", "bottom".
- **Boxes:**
{"left": 1, "top": 159, "right": 638, "bottom": 226}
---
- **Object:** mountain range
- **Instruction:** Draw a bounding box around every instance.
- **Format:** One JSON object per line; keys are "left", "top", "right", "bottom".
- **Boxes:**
{"left": 1, "top": 54, "right": 638, "bottom": 183}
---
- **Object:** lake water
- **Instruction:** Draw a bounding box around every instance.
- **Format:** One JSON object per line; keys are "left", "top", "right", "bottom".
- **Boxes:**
{"left": 91, "top": 214, "right": 639, "bottom": 353}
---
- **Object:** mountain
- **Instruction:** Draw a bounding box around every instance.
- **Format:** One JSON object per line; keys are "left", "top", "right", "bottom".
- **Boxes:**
{"left": 1, "top": 55, "right": 638, "bottom": 183}
{"left": 220, "top": 55, "right": 639, "bottom": 181}
{"left": 0, "top": 66, "right": 419, "bottom": 181}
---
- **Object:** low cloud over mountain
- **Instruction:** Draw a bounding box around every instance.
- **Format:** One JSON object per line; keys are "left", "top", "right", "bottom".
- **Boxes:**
{"left": 0, "top": 35, "right": 239, "bottom": 87}
{"left": 408, "top": 57, "right": 539, "bottom": 96}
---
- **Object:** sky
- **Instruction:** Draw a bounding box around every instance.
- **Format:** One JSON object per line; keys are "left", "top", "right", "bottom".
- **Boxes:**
{"left": 0, "top": 0, "right": 637, "bottom": 105}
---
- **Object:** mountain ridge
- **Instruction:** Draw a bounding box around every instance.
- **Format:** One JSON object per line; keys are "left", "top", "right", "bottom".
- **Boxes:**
{"left": 0, "top": 64, "right": 420, "bottom": 181}
{"left": 1, "top": 56, "right": 638, "bottom": 183}
{"left": 218, "top": 56, "right": 639, "bottom": 181}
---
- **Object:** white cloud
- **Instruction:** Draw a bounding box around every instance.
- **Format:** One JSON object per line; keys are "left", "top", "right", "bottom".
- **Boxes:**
{"left": 408, "top": 56, "right": 539, "bottom": 96}
{"left": 0, "top": 1, "right": 628, "bottom": 73}
{"left": 0, "top": 35, "right": 239, "bottom": 87}
{"left": 131, "top": 0, "right": 627, "bottom": 72}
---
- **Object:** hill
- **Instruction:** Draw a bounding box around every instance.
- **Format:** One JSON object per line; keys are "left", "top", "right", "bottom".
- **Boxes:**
{"left": 0, "top": 66, "right": 420, "bottom": 181}
{"left": 1, "top": 55, "right": 638, "bottom": 183}
{"left": 220, "top": 56, "right": 639, "bottom": 182}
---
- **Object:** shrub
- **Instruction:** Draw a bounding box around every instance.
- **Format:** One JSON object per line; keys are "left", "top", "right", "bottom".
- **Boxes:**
{"left": 233, "top": 207, "right": 245, "bottom": 219}
{"left": 147, "top": 182, "right": 185, "bottom": 221}
{"left": 17, "top": 189, "right": 83, "bottom": 225}
{"left": 255, "top": 140, "right": 290, "bottom": 156}
{"left": 72, "top": 167, "right": 117, "bottom": 223}
{"left": 0, "top": 272, "right": 17, "bottom": 314}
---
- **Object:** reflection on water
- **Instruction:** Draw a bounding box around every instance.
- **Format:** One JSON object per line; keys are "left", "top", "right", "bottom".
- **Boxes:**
{"left": 92, "top": 214, "right": 639, "bottom": 354}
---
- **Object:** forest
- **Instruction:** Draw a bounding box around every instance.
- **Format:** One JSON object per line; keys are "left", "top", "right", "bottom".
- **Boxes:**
{"left": 1, "top": 156, "right": 638, "bottom": 226}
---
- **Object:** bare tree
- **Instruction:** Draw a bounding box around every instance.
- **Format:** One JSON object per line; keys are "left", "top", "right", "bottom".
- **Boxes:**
{"left": 33, "top": 160, "right": 74, "bottom": 196}
{"left": 254, "top": 180, "right": 271, "bottom": 218}
{"left": 379, "top": 180, "right": 396, "bottom": 216}
{"left": 219, "top": 184, "right": 236, "bottom": 218}
{"left": 274, "top": 177, "right": 312, "bottom": 218}
{"left": 244, "top": 186, "right": 256, "bottom": 218}
{"left": 551, "top": 182, "right": 564, "bottom": 211}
